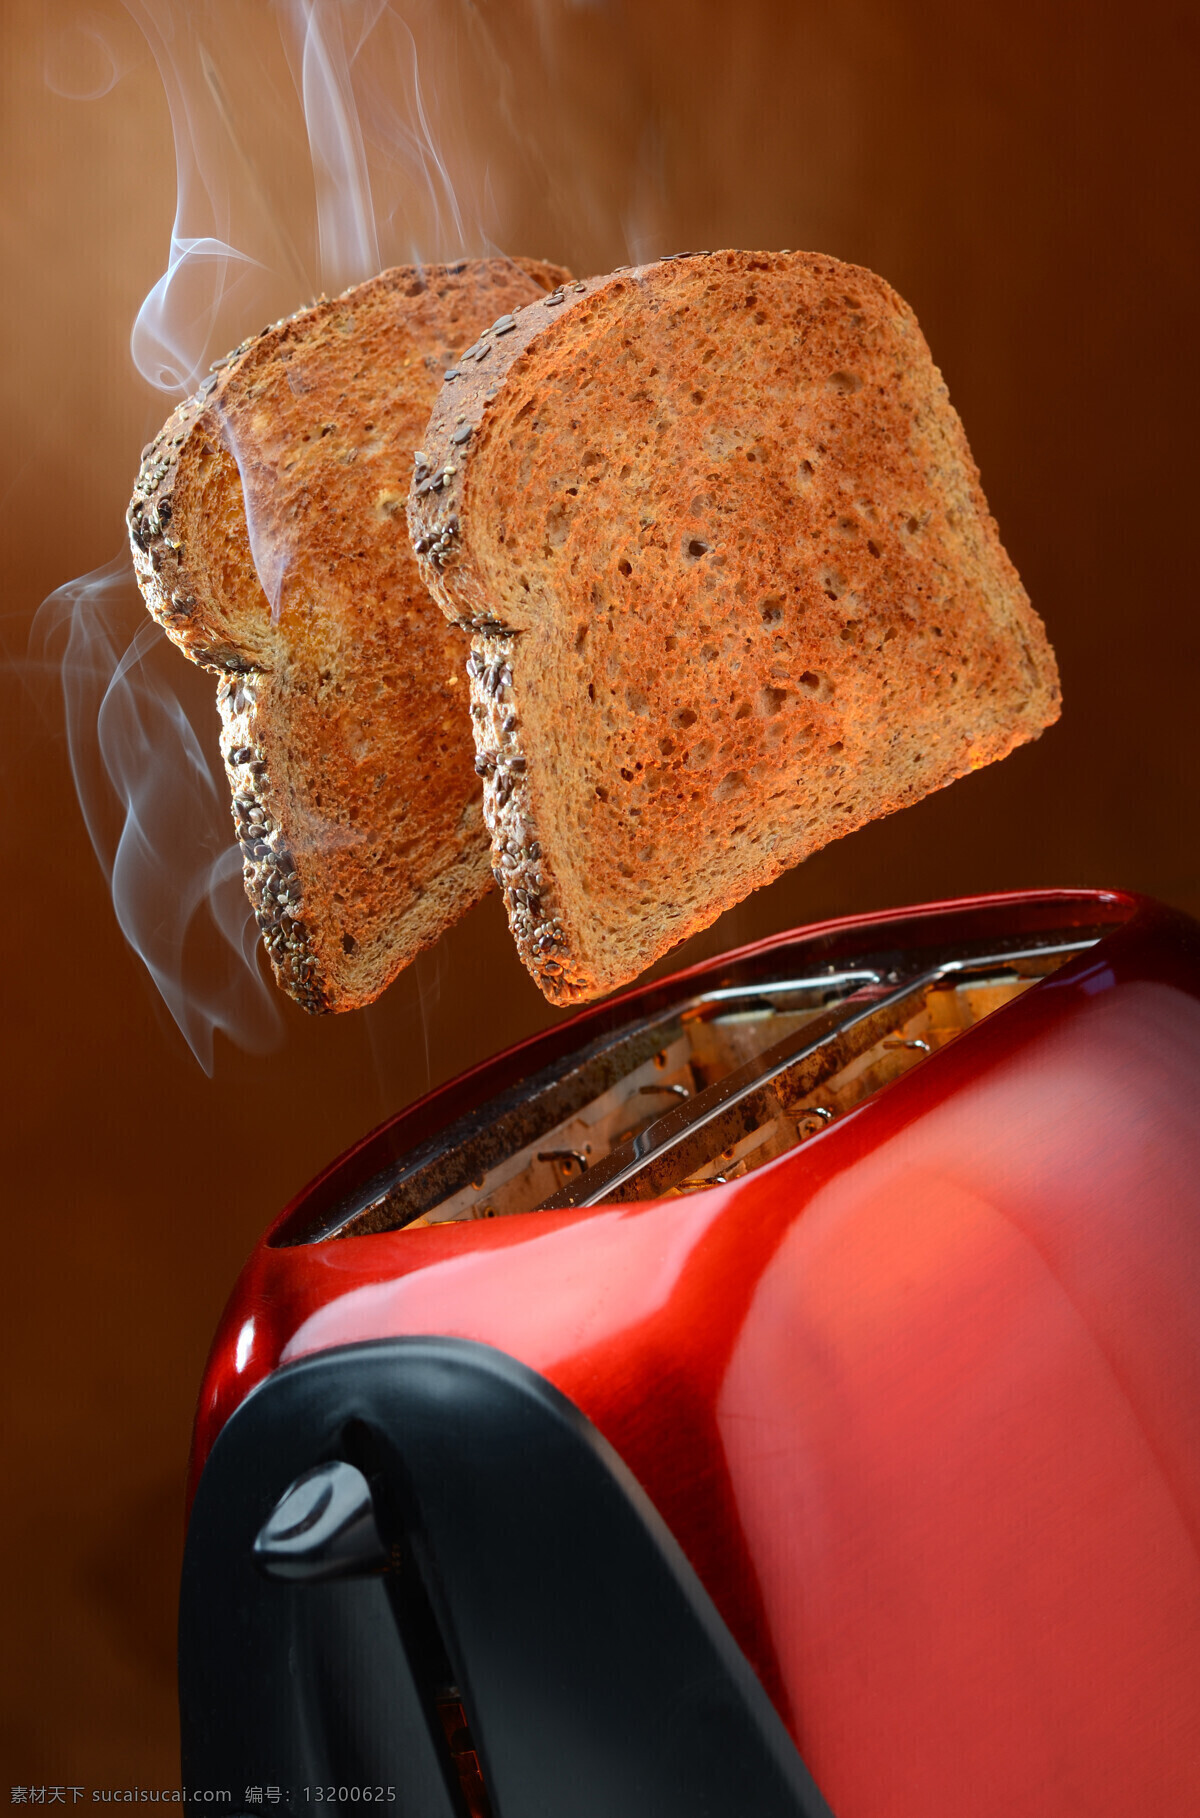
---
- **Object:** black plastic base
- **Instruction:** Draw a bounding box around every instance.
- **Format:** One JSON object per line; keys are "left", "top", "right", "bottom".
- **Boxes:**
{"left": 181, "top": 1337, "right": 832, "bottom": 1818}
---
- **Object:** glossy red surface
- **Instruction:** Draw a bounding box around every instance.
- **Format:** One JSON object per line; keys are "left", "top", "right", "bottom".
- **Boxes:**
{"left": 191, "top": 890, "right": 1200, "bottom": 1816}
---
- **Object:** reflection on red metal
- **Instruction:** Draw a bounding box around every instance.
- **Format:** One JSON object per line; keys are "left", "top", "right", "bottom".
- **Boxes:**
{"left": 191, "top": 890, "right": 1200, "bottom": 1818}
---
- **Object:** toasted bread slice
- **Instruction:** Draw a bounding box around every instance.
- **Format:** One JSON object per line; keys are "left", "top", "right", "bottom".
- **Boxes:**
{"left": 128, "top": 256, "right": 570, "bottom": 1012}
{"left": 409, "top": 251, "right": 1061, "bottom": 1007}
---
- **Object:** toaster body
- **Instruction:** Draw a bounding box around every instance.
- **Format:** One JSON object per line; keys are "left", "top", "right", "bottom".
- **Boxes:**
{"left": 183, "top": 889, "right": 1200, "bottom": 1817}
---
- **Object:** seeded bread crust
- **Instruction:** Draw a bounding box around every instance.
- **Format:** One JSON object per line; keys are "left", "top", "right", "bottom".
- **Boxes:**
{"left": 128, "top": 256, "right": 570, "bottom": 1012}
{"left": 409, "top": 250, "right": 1061, "bottom": 1007}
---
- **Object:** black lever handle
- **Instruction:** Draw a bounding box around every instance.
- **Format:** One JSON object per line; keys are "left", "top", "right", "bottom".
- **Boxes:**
{"left": 254, "top": 1461, "right": 389, "bottom": 1583}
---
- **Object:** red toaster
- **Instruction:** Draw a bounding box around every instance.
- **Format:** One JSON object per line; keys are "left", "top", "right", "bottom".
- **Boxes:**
{"left": 180, "top": 887, "right": 1200, "bottom": 1818}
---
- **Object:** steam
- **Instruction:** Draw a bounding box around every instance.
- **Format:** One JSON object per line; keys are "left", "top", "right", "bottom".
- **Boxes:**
{"left": 280, "top": 1, "right": 381, "bottom": 293}
{"left": 124, "top": 0, "right": 482, "bottom": 405}
{"left": 42, "top": 14, "right": 137, "bottom": 102}
{"left": 30, "top": 560, "right": 282, "bottom": 1073}
{"left": 124, "top": 2, "right": 278, "bottom": 395}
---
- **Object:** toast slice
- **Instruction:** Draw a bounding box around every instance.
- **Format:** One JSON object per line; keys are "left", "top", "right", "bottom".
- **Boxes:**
{"left": 128, "top": 255, "right": 570, "bottom": 1012}
{"left": 409, "top": 250, "right": 1061, "bottom": 1007}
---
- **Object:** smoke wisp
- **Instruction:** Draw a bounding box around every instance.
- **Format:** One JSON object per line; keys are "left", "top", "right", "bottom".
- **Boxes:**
{"left": 30, "top": 559, "right": 283, "bottom": 1072}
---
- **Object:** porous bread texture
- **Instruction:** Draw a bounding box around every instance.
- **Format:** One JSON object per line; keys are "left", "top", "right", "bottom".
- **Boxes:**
{"left": 409, "top": 251, "right": 1061, "bottom": 1007}
{"left": 128, "top": 255, "right": 570, "bottom": 1012}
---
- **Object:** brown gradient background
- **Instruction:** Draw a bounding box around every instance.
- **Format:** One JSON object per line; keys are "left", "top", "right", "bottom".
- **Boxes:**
{"left": 2, "top": 0, "right": 1197, "bottom": 1785}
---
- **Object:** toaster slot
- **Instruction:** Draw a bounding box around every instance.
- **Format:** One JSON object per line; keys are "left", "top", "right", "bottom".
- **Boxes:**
{"left": 539, "top": 938, "right": 1092, "bottom": 1210}
{"left": 298, "top": 929, "right": 1101, "bottom": 1241}
{"left": 306, "top": 970, "right": 877, "bottom": 1240}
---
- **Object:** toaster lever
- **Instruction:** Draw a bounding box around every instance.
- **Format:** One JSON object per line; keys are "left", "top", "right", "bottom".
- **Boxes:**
{"left": 253, "top": 1460, "right": 389, "bottom": 1582}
